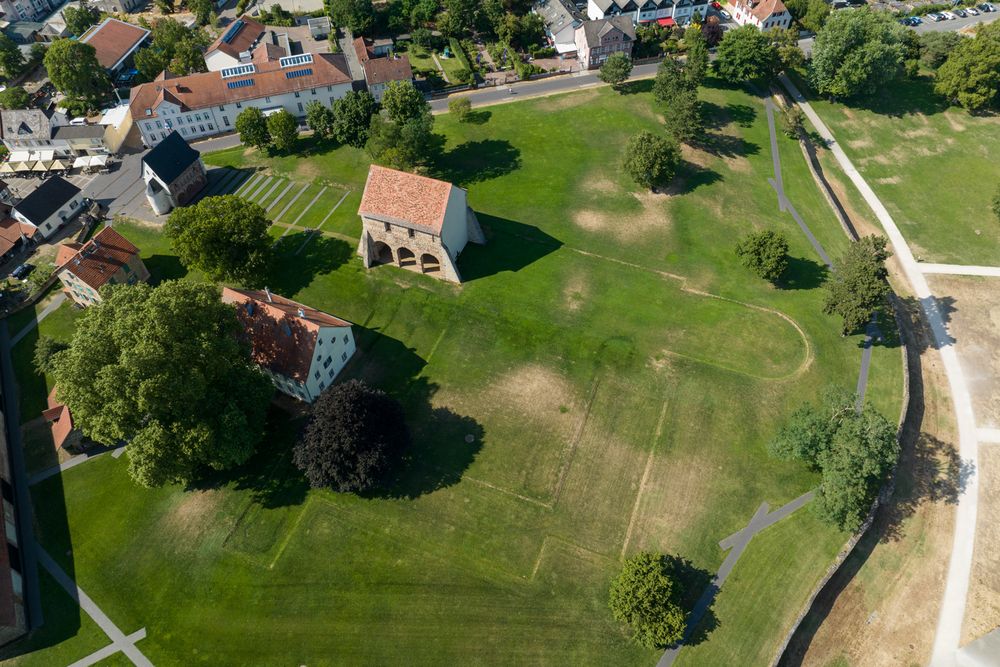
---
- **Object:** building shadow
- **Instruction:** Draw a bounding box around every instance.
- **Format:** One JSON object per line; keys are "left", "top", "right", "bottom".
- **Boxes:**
{"left": 266, "top": 233, "right": 353, "bottom": 295}
{"left": 780, "top": 256, "right": 828, "bottom": 291}
{"left": 431, "top": 139, "right": 522, "bottom": 186}
{"left": 457, "top": 213, "right": 562, "bottom": 282}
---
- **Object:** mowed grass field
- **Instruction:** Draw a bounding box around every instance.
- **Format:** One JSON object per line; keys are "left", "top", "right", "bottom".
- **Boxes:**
{"left": 5, "top": 80, "right": 904, "bottom": 666}
{"left": 801, "top": 74, "right": 1000, "bottom": 266}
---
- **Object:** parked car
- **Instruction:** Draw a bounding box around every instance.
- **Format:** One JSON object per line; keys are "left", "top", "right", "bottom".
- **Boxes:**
{"left": 909, "top": 15, "right": 923, "bottom": 23}
{"left": 980, "top": 3, "right": 996, "bottom": 11}
{"left": 711, "top": 1, "right": 722, "bottom": 8}
{"left": 11, "top": 264, "right": 33, "bottom": 280}
{"left": 719, "top": 9, "right": 731, "bottom": 18}
{"left": 954, "top": 8, "right": 967, "bottom": 16}
{"left": 942, "top": 10, "right": 957, "bottom": 18}
{"left": 966, "top": 6, "right": 979, "bottom": 13}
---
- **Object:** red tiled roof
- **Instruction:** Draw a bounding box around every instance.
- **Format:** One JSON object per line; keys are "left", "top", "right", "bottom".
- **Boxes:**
{"left": 363, "top": 55, "right": 412, "bottom": 86}
{"left": 737, "top": 0, "right": 788, "bottom": 21}
{"left": 55, "top": 241, "right": 83, "bottom": 268}
{"left": 43, "top": 386, "right": 73, "bottom": 450}
{"left": 221, "top": 287, "right": 352, "bottom": 383}
{"left": 0, "top": 217, "right": 34, "bottom": 255}
{"left": 80, "top": 18, "right": 150, "bottom": 70}
{"left": 206, "top": 16, "right": 266, "bottom": 60}
{"left": 56, "top": 227, "right": 141, "bottom": 291}
{"left": 358, "top": 165, "right": 455, "bottom": 234}
{"left": 128, "top": 52, "right": 352, "bottom": 120}
{"left": 353, "top": 36, "right": 372, "bottom": 63}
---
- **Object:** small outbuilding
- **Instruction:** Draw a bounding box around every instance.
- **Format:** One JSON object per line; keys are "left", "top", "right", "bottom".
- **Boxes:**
{"left": 141, "top": 131, "right": 208, "bottom": 215}
{"left": 357, "top": 165, "right": 485, "bottom": 283}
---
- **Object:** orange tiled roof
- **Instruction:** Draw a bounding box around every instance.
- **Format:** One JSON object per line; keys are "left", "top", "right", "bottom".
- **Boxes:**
{"left": 0, "top": 217, "right": 34, "bottom": 255}
{"left": 43, "top": 386, "right": 74, "bottom": 450}
{"left": 739, "top": 0, "right": 788, "bottom": 21}
{"left": 79, "top": 18, "right": 150, "bottom": 70}
{"left": 55, "top": 241, "right": 83, "bottom": 267}
{"left": 221, "top": 287, "right": 352, "bottom": 383}
{"left": 56, "top": 227, "right": 141, "bottom": 291}
{"left": 205, "top": 16, "right": 266, "bottom": 60}
{"left": 128, "top": 52, "right": 352, "bottom": 121}
{"left": 363, "top": 55, "right": 412, "bottom": 86}
{"left": 358, "top": 165, "right": 455, "bottom": 234}
{"left": 353, "top": 36, "right": 372, "bottom": 63}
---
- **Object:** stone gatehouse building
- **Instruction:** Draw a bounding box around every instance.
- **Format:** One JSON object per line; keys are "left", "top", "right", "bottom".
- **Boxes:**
{"left": 357, "top": 165, "right": 485, "bottom": 283}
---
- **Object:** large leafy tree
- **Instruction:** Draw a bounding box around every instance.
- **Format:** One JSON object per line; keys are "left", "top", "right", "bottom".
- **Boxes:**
{"left": 63, "top": 0, "right": 100, "bottom": 36}
{"left": 934, "top": 22, "right": 1000, "bottom": 112}
{"left": 823, "top": 235, "right": 891, "bottom": 335}
{"left": 235, "top": 107, "right": 271, "bottom": 151}
{"left": 442, "top": 0, "right": 478, "bottom": 35}
{"left": 380, "top": 80, "right": 429, "bottom": 123}
{"left": 164, "top": 195, "right": 273, "bottom": 284}
{"left": 684, "top": 25, "right": 709, "bottom": 86}
{"left": 652, "top": 56, "right": 701, "bottom": 143}
{"left": 34, "top": 336, "right": 68, "bottom": 376}
{"left": 622, "top": 131, "right": 681, "bottom": 190}
{"left": 44, "top": 39, "right": 110, "bottom": 104}
{"left": 365, "top": 111, "right": 438, "bottom": 171}
{"left": 329, "top": 0, "right": 374, "bottom": 34}
{"left": 735, "top": 230, "right": 790, "bottom": 283}
{"left": 134, "top": 18, "right": 209, "bottom": 80}
{"left": 331, "top": 89, "right": 377, "bottom": 147}
{"left": 187, "top": 0, "right": 214, "bottom": 25}
{"left": 0, "top": 86, "right": 30, "bottom": 110}
{"left": 266, "top": 109, "right": 299, "bottom": 152}
{"left": 918, "top": 31, "right": 962, "bottom": 70}
{"left": 609, "top": 552, "right": 688, "bottom": 649}
{"left": 0, "top": 33, "right": 25, "bottom": 78}
{"left": 769, "top": 386, "right": 898, "bottom": 530}
{"left": 714, "top": 25, "right": 779, "bottom": 82}
{"left": 51, "top": 282, "right": 273, "bottom": 488}
{"left": 305, "top": 100, "right": 334, "bottom": 138}
{"left": 293, "top": 379, "right": 410, "bottom": 492}
{"left": 598, "top": 52, "right": 634, "bottom": 91}
{"left": 809, "top": 7, "right": 909, "bottom": 99}
{"left": 785, "top": 0, "right": 829, "bottom": 32}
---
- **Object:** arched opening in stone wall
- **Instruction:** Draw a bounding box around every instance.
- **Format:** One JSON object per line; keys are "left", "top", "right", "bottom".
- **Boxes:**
{"left": 373, "top": 241, "right": 393, "bottom": 265}
{"left": 398, "top": 247, "right": 416, "bottom": 267}
{"left": 420, "top": 253, "right": 440, "bottom": 274}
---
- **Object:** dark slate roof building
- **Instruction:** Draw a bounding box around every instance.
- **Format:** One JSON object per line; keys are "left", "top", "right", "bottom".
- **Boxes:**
{"left": 14, "top": 177, "right": 82, "bottom": 227}
{"left": 141, "top": 131, "right": 207, "bottom": 215}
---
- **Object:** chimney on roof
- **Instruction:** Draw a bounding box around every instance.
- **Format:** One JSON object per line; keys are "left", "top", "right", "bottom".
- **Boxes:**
{"left": 264, "top": 286, "right": 272, "bottom": 302}
{"left": 297, "top": 308, "right": 305, "bottom": 318}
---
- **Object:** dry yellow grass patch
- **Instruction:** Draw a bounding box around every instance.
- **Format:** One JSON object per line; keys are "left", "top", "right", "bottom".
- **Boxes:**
{"left": 476, "top": 365, "right": 581, "bottom": 432}
{"left": 161, "top": 489, "right": 226, "bottom": 543}
{"left": 874, "top": 176, "right": 902, "bottom": 185}
{"left": 573, "top": 190, "right": 671, "bottom": 241}
{"left": 964, "top": 446, "right": 1000, "bottom": 644}
{"left": 944, "top": 111, "right": 967, "bottom": 133}
{"left": 562, "top": 273, "right": 589, "bottom": 312}
{"left": 847, "top": 138, "right": 875, "bottom": 149}
{"left": 535, "top": 89, "right": 599, "bottom": 112}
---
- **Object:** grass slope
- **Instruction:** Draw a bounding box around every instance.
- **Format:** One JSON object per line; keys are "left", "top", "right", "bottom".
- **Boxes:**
{"left": 7, "top": 80, "right": 903, "bottom": 666}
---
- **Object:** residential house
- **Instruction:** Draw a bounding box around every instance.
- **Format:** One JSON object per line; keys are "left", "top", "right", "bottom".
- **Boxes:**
{"left": 731, "top": 0, "right": 791, "bottom": 31}
{"left": 0, "top": 109, "right": 67, "bottom": 154}
{"left": 128, "top": 45, "right": 353, "bottom": 147}
{"left": 221, "top": 287, "right": 357, "bottom": 403}
{"left": 575, "top": 16, "right": 635, "bottom": 69}
{"left": 50, "top": 125, "right": 108, "bottom": 155}
{"left": 91, "top": 0, "right": 145, "bottom": 14}
{"left": 79, "top": 18, "right": 151, "bottom": 82}
{"left": 0, "top": 0, "right": 58, "bottom": 23}
{"left": 0, "top": 422, "right": 27, "bottom": 647}
{"left": 588, "top": 0, "right": 710, "bottom": 24}
{"left": 533, "top": 0, "right": 585, "bottom": 56}
{"left": 141, "top": 131, "right": 207, "bottom": 215}
{"left": 54, "top": 226, "right": 150, "bottom": 306}
{"left": 357, "top": 165, "right": 485, "bottom": 284}
{"left": 352, "top": 37, "right": 412, "bottom": 102}
{"left": 0, "top": 218, "right": 36, "bottom": 262}
{"left": 12, "top": 176, "right": 84, "bottom": 240}
{"left": 204, "top": 16, "right": 267, "bottom": 72}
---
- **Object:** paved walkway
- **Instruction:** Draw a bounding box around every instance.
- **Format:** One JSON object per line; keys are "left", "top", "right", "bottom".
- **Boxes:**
{"left": 917, "top": 263, "right": 1000, "bottom": 277}
{"left": 28, "top": 445, "right": 122, "bottom": 486}
{"left": 37, "top": 548, "right": 152, "bottom": 667}
{"left": 10, "top": 292, "right": 67, "bottom": 347}
{"left": 658, "top": 491, "right": 816, "bottom": 667}
{"left": 779, "top": 73, "right": 980, "bottom": 667}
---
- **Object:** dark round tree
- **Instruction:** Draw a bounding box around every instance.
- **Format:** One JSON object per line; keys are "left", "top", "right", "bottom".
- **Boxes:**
{"left": 293, "top": 380, "right": 410, "bottom": 492}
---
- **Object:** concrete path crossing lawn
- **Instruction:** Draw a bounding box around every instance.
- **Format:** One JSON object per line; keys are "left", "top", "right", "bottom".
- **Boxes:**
{"left": 779, "top": 73, "right": 981, "bottom": 667}
{"left": 917, "top": 264, "right": 1000, "bottom": 277}
{"left": 10, "top": 292, "right": 67, "bottom": 347}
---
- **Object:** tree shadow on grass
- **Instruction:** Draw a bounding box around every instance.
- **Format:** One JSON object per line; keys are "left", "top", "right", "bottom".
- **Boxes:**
{"left": 890, "top": 295, "right": 956, "bottom": 351}
{"left": 266, "top": 233, "right": 353, "bottom": 295}
{"left": 779, "top": 256, "right": 828, "bottom": 291}
{"left": 693, "top": 132, "right": 760, "bottom": 159}
{"left": 144, "top": 254, "right": 187, "bottom": 285}
{"left": 464, "top": 109, "right": 492, "bottom": 125}
{"left": 701, "top": 100, "right": 758, "bottom": 130}
{"left": 667, "top": 555, "right": 720, "bottom": 648}
{"left": 662, "top": 160, "right": 723, "bottom": 196}
{"left": 431, "top": 139, "right": 522, "bottom": 186}
{"left": 457, "top": 213, "right": 562, "bottom": 282}
{"left": 619, "top": 78, "right": 655, "bottom": 95}
{"left": 850, "top": 75, "right": 949, "bottom": 118}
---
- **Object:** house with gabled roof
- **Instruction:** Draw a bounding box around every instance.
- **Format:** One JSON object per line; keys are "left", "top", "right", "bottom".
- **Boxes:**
{"left": 575, "top": 16, "right": 635, "bottom": 69}
{"left": 55, "top": 227, "right": 150, "bottom": 306}
{"left": 204, "top": 16, "right": 267, "bottom": 72}
{"left": 79, "top": 18, "right": 150, "bottom": 80}
{"left": 357, "top": 165, "right": 486, "bottom": 284}
{"left": 12, "top": 176, "right": 84, "bottom": 240}
{"left": 141, "top": 131, "right": 207, "bottom": 215}
{"left": 732, "top": 0, "right": 791, "bottom": 31}
{"left": 221, "top": 287, "right": 356, "bottom": 403}
{"left": 587, "top": 0, "right": 709, "bottom": 24}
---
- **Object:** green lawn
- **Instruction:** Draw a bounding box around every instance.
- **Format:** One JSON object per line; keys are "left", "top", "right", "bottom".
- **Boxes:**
{"left": 801, "top": 73, "right": 1000, "bottom": 265}
{"left": 10, "top": 80, "right": 904, "bottom": 665}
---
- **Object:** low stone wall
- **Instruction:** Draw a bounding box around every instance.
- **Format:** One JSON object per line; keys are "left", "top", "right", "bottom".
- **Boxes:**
{"left": 767, "top": 88, "right": 916, "bottom": 667}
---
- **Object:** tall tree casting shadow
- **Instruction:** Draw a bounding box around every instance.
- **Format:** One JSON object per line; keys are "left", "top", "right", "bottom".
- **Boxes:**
{"left": 431, "top": 139, "right": 522, "bottom": 186}
{"left": 266, "top": 234, "right": 353, "bottom": 295}
{"left": 780, "top": 256, "right": 828, "bottom": 291}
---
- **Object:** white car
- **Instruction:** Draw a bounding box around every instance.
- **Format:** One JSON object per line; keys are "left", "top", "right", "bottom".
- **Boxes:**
{"left": 966, "top": 6, "right": 980, "bottom": 14}
{"left": 719, "top": 9, "right": 731, "bottom": 18}
{"left": 941, "top": 10, "right": 957, "bottom": 18}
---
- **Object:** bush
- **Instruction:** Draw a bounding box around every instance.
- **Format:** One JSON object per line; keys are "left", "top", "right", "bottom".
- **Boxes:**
{"left": 449, "top": 36, "right": 472, "bottom": 71}
{"left": 622, "top": 131, "right": 681, "bottom": 190}
{"left": 448, "top": 96, "right": 472, "bottom": 120}
{"left": 780, "top": 105, "right": 804, "bottom": 138}
{"left": 735, "top": 230, "right": 789, "bottom": 283}
{"left": 609, "top": 552, "right": 688, "bottom": 649}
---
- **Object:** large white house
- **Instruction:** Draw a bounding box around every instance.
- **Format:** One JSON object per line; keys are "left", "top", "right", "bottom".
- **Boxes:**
{"left": 731, "top": 0, "right": 791, "bottom": 31}
{"left": 588, "top": 0, "right": 710, "bottom": 24}
{"left": 12, "top": 176, "right": 84, "bottom": 240}
{"left": 221, "top": 288, "right": 357, "bottom": 403}
{"left": 128, "top": 45, "right": 353, "bottom": 147}
{"left": 533, "top": 0, "right": 585, "bottom": 55}
{"left": 204, "top": 16, "right": 268, "bottom": 72}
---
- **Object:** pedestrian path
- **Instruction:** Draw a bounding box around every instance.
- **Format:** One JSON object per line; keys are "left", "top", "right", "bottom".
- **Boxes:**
{"left": 10, "top": 292, "right": 67, "bottom": 347}
{"left": 917, "top": 263, "right": 1000, "bottom": 277}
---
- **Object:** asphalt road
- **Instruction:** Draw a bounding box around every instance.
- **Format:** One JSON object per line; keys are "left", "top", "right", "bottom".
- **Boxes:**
{"left": 429, "top": 11, "right": 998, "bottom": 112}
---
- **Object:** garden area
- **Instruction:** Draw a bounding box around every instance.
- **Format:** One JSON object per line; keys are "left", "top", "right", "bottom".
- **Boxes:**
{"left": 2, "top": 80, "right": 904, "bottom": 665}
